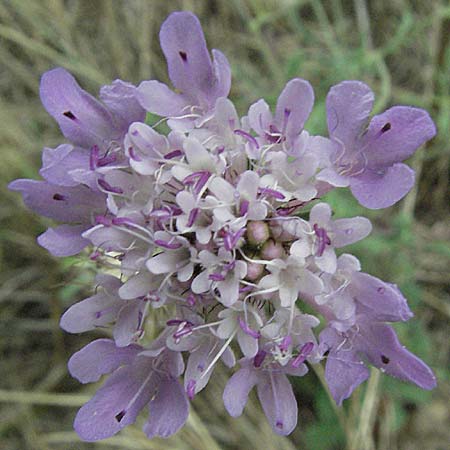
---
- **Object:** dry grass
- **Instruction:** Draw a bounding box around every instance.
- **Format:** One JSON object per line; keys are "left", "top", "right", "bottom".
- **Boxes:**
{"left": 1, "top": 1, "right": 449, "bottom": 449}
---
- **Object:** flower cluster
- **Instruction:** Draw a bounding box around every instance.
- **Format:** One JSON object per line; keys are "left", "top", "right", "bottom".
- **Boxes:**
{"left": 10, "top": 11, "right": 437, "bottom": 441}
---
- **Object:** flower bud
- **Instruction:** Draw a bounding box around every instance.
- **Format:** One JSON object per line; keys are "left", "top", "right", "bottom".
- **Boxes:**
{"left": 246, "top": 221, "right": 270, "bottom": 246}
{"left": 261, "top": 239, "right": 285, "bottom": 260}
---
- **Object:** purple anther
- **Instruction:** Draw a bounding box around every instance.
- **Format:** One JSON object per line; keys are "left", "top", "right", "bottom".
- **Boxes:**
{"left": 253, "top": 350, "right": 267, "bottom": 368}
{"left": 112, "top": 216, "right": 135, "bottom": 227}
{"left": 239, "top": 285, "right": 253, "bottom": 293}
{"left": 154, "top": 239, "right": 182, "bottom": 250}
{"left": 223, "top": 232, "right": 233, "bottom": 251}
{"left": 186, "top": 379, "right": 196, "bottom": 400}
{"left": 216, "top": 145, "right": 225, "bottom": 154}
{"left": 209, "top": 272, "right": 225, "bottom": 282}
{"left": 238, "top": 317, "right": 261, "bottom": 339}
{"left": 97, "top": 178, "right": 124, "bottom": 194}
{"left": 265, "top": 125, "right": 284, "bottom": 144}
{"left": 313, "top": 223, "right": 331, "bottom": 257}
{"left": 234, "top": 129, "right": 259, "bottom": 149}
{"left": 166, "top": 319, "right": 185, "bottom": 326}
{"left": 169, "top": 205, "right": 183, "bottom": 216}
{"left": 164, "top": 149, "right": 183, "bottom": 159}
{"left": 277, "top": 199, "right": 304, "bottom": 216}
{"left": 276, "top": 421, "right": 284, "bottom": 429}
{"left": 193, "top": 171, "right": 211, "bottom": 195}
{"left": 89, "top": 250, "right": 101, "bottom": 261}
{"left": 128, "top": 146, "right": 142, "bottom": 161}
{"left": 258, "top": 187, "right": 285, "bottom": 200}
{"left": 90, "top": 145, "right": 100, "bottom": 170}
{"left": 291, "top": 341, "right": 314, "bottom": 368}
{"left": 131, "top": 129, "right": 139, "bottom": 136}
{"left": 149, "top": 208, "right": 172, "bottom": 220}
{"left": 223, "top": 260, "right": 236, "bottom": 272}
{"left": 97, "top": 153, "right": 117, "bottom": 167}
{"left": 187, "top": 208, "right": 199, "bottom": 227}
{"left": 279, "top": 335, "right": 292, "bottom": 352}
{"left": 231, "top": 228, "right": 246, "bottom": 248}
{"left": 186, "top": 293, "right": 196, "bottom": 306}
{"left": 94, "top": 215, "right": 112, "bottom": 226}
{"left": 182, "top": 172, "right": 199, "bottom": 186}
{"left": 239, "top": 199, "right": 249, "bottom": 216}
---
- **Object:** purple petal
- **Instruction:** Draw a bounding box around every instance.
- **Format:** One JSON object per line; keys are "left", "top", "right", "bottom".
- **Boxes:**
{"left": 326, "top": 80, "right": 374, "bottom": 150}
{"left": 137, "top": 80, "right": 189, "bottom": 116}
{"left": 350, "top": 163, "right": 415, "bottom": 209}
{"left": 350, "top": 272, "right": 413, "bottom": 322}
{"left": 40, "top": 144, "right": 89, "bottom": 187}
{"left": 40, "top": 68, "right": 115, "bottom": 147}
{"left": 37, "top": 224, "right": 89, "bottom": 256}
{"left": 211, "top": 49, "right": 231, "bottom": 99}
{"left": 184, "top": 340, "right": 216, "bottom": 394}
{"left": 275, "top": 78, "right": 314, "bottom": 140}
{"left": 143, "top": 377, "right": 189, "bottom": 438}
{"left": 68, "top": 339, "right": 141, "bottom": 383}
{"left": 320, "top": 327, "right": 370, "bottom": 406}
{"left": 333, "top": 217, "right": 372, "bottom": 247}
{"left": 9, "top": 179, "right": 104, "bottom": 222}
{"left": 60, "top": 284, "right": 122, "bottom": 333}
{"left": 99, "top": 79, "right": 146, "bottom": 130}
{"left": 74, "top": 356, "right": 156, "bottom": 441}
{"left": 257, "top": 372, "right": 298, "bottom": 435}
{"left": 113, "top": 301, "right": 145, "bottom": 347}
{"left": 223, "top": 366, "right": 259, "bottom": 417}
{"left": 160, "top": 12, "right": 213, "bottom": 104}
{"left": 362, "top": 106, "right": 436, "bottom": 168}
{"left": 357, "top": 322, "right": 437, "bottom": 390}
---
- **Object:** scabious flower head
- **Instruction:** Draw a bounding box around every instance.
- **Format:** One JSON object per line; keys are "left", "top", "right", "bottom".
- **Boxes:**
{"left": 9, "top": 10, "right": 437, "bottom": 441}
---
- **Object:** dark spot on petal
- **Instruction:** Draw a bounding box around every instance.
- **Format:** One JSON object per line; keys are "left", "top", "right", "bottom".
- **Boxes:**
{"left": 63, "top": 110, "right": 76, "bottom": 120}
{"left": 179, "top": 51, "right": 187, "bottom": 62}
{"left": 381, "top": 122, "right": 391, "bottom": 133}
{"left": 276, "top": 420, "right": 283, "bottom": 429}
{"left": 381, "top": 355, "right": 390, "bottom": 364}
{"left": 52, "top": 193, "right": 66, "bottom": 201}
{"left": 115, "top": 410, "right": 126, "bottom": 422}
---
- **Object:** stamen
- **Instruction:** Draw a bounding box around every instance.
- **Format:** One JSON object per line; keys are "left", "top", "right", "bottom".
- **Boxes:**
{"left": 164, "top": 149, "right": 183, "bottom": 159}
{"left": 234, "top": 129, "right": 259, "bottom": 149}
{"left": 98, "top": 178, "right": 124, "bottom": 194}
{"left": 253, "top": 350, "right": 267, "bottom": 368}
{"left": 258, "top": 187, "right": 285, "bottom": 200}
{"left": 128, "top": 146, "right": 142, "bottom": 161}
{"left": 112, "top": 217, "right": 136, "bottom": 227}
{"left": 238, "top": 316, "right": 260, "bottom": 339}
{"left": 94, "top": 215, "right": 112, "bottom": 226}
{"left": 291, "top": 342, "right": 314, "bottom": 368}
{"left": 186, "top": 379, "right": 196, "bottom": 400}
{"left": 97, "top": 153, "right": 117, "bottom": 167}
{"left": 239, "top": 199, "right": 249, "bottom": 216}
{"left": 313, "top": 224, "right": 331, "bottom": 256}
{"left": 209, "top": 272, "right": 225, "bottom": 282}
{"left": 279, "top": 335, "right": 292, "bottom": 352}
{"left": 90, "top": 145, "right": 100, "bottom": 170}
{"left": 154, "top": 239, "right": 182, "bottom": 250}
{"left": 187, "top": 208, "right": 199, "bottom": 227}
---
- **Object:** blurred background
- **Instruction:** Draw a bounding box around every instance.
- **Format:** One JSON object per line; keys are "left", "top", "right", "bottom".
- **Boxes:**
{"left": 0, "top": 0, "right": 449, "bottom": 449}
